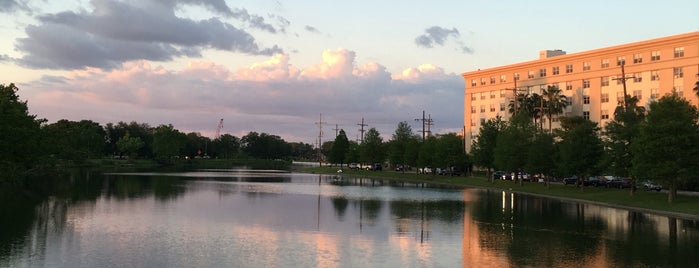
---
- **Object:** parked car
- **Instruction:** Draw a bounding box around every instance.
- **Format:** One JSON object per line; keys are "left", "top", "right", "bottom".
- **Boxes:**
{"left": 562, "top": 176, "right": 578, "bottom": 185}
{"left": 642, "top": 180, "right": 662, "bottom": 192}
{"left": 349, "top": 163, "right": 359, "bottom": 169}
{"left": 607, "top": 178, "right": 633, "bottom": 189}
{"left": 419, "top": 167, "right": 432, "bottom": 174}
{"left": 493, "top": 171, "right": 507, "bottom": 180}
{"left": 584, "top": 176, "right": 607, "bottom": 187}
{"left": 371, "top": 163, "right": 382, "bottom": 171}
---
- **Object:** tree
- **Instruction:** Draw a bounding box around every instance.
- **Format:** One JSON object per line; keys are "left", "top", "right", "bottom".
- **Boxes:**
{"left": 494, "top": 114, "right": 535, "bottom": 185}
{"left": 42, "top": 119, "right": 106, "bottom": 164}
{"left": 631, "top": 95, "right": 699, "bottom": 203}
{"left": 359, "top": 128, "right": 385, "bottom": 164}
{"left": 241, "top": 132, "right": 291, "bottom": 159}
{"left": 328, "top": 129, "right": 350, "bottom": 167}
{"left": 212, "top": 134, "right": 240, "bottom": 159}
{"left": 525, "top": 130, "right": 556, "bottom": 188}
{"left": 541, "top": 85, "right": 568, "bottom": 133}
{"left": 434, "top": 133, "right": 469, "bottom": 174}
{"left": 417, "top": 136, "right": 437, "bottom": 173}
{"left": 152, "top": 124, "right": 186, "bottom": 163}
{"left": 509, "top": 93, "right": 543, "bottom": 126}
{"left": 0, "top": 83, "right": 43, "bottom": 182}
{"left": 116, "top": 132, "right": 145, "bottom": 160}
{"left": 388, "top": 121, "right": 414, "bottom": 170}
{"left": 556, "top": 116, "right": 603, "bottom": 188}
{"left": 603, "top": 96, "right": 645, "bottom": 181}
{"left": 471, "top": 116, "right": 505, "bottom": 181}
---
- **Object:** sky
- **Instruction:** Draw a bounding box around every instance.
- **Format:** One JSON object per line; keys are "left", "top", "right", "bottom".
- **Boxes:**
{"left": 2, "top": 0, "right": 698, "bottom": 145}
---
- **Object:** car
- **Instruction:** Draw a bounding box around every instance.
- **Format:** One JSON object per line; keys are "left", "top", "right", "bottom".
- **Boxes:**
{"left": 419, "top": 167, "right": 432, "bottom": 174}
{"left": 584, "top": 176, "right": 607, "bottom": 187}
{"left": 562, "top": 176, "right": 578, "bottom": 185}
{"left": 607, "top": 178, "right": 632, "bottom": 189}
{"left": 493, "top": 171, "right": 507, "bottom": 180}
{"left": 642, "top": 180, "right": 662, "bottom": 192}
{"left": 349, "top": 163, "right": 359, "bottom": 169}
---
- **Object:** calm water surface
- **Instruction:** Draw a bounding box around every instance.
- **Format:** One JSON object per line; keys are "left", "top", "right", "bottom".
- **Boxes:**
{"left": 1, "top": 170, "right": 697, "bottom": 267}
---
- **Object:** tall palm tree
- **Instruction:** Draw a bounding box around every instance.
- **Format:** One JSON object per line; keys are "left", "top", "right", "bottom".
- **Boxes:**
{"left": 693, "top": 79, "right": 699, "bottom": 99}
{"left": 508, "top": 93, "right": 543, "bottom": 126}
{"left": 541, "top": 85, "right": 568, "bottom": 133}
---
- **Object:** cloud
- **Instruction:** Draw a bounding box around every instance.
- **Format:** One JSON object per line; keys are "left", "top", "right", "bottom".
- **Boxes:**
{"left": 20, "top": 49, "right": 463, "bottom": 143}
{"left": 13, "top": 0, "right": 283, "bottom": 70}
{"left": 0, "top": 0, "right": 29, "bottom": 14}
{"left": 415, "top": 26, "right": 474, "bottom": 54}
{"left": 305, "top": 25, "right": 320, "bottom": 34}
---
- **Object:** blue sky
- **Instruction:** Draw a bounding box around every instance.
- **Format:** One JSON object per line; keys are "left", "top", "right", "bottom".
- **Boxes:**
{"left": 1, "top": 0, "right": 698, "bottom": 144}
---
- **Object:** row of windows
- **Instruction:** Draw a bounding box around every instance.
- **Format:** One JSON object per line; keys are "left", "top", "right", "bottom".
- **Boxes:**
{"left": 469, "top": 47, "right": 686, "bottom": 87}
{"left": 470, "top": 67, "right": 685, "bottom": 100}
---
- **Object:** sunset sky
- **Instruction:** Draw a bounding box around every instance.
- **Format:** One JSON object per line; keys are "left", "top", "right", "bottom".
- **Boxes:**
{"left": 2, "top": 0, "right": 698, "bottom": 144}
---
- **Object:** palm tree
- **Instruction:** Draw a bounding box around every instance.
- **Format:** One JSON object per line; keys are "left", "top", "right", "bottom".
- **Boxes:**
{"left": 508, "top": 93, "right": 543, "bottom": 126}
{"left": 541, "top": 85, "right": 568, "bottom": 133}
{"left": 693, "top": 79, "right": 699, "bottom": 98}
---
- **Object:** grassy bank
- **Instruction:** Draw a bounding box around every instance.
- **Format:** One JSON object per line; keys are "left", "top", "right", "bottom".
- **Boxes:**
{"left": 303, "top": 166, "right": 699, "bottom": 219}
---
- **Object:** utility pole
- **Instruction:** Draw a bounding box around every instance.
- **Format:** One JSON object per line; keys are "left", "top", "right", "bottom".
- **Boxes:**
{"left": 357, "top": 117, "right": 368, "bottom": 144}
{"left": 612, "top": 62, "right": 634, "bottom": 112}
{"left": 315, "top": 113, "right": 327, "bottom": 166}
{"left": 415, "top": 110, "right": 434, "bottom": 141}
{"left": 332, "top": 124, "right": 340, "bottom": 138}
{"left": 512, "top": 76, "right": 519, "bottom": 116}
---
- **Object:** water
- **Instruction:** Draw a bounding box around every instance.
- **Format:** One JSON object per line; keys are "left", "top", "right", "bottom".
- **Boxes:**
{"left": 1, "top": 170, "right": 697, "bottom": 267}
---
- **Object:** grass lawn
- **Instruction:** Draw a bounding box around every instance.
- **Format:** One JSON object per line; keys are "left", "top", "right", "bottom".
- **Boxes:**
{"left": 303, "top": 166, "right": 699, "bottom": 218}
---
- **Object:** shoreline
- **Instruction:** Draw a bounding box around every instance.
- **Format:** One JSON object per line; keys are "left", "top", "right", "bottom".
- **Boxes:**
{"left": 302, "top": 167, "right": 699, "bottom": 221}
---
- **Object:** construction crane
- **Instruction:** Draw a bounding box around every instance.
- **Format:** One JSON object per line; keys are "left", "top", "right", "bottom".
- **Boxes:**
{"left": 215, "top": 118, "right": 223, "bottom": 139}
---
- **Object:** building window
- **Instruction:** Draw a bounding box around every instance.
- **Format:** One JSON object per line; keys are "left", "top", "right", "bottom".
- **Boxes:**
{"left": 481, "top": 78, "right": 486, "bottom": 85}
{"left": 552, "top": 66, "right": 560, "bottom": 75}
{"left": 500, "top": 103, "right": 506, "bottom": 111}
{"left": 601, "top": 110, "right": 609, "bottom": 120}
{"left": 490, "top": 77, "right": 496, "bottom": 84}
{"left": 528, "top": 71, "right": 535, "bottom": 79}
{"left": 601, "top": 93, "right": 609, "bottom": 103}
{"left": 674, "top": 67, "right": 683, "bottom": 78}
{"left": 471, "top": 106, "right": 476, "bottom": 113}
{"left": 674, "top": 47, "right": 685, "bottom": 58}
{"left": 566, "top": 64, "right": 573, "bottom": 73}
{"left": 471, "top": 94, "right": 476, "bottom": 101}
{"left": 651, "top": 70, "right": 659, "bottom": 81}
{"left": 616, "top": 56, "right": 626, "bottom": 66}
{"left": 500, "top": 75, "right": 507, "bottom": 83}
{"left": 582, "top": 79, "right": 590, "bottom": 88}
{"left": 650, "top": 88, "right": 659, "bottom": 99}
{"left": 471, "top": 121, "right": 476, "bottom": 127}
{"left": 633, "top": 73, "right": 642, "bottom": 83}
{"left": 651, "top": 50, "right": 660, "bottom": 61}
{"left": 490, "top": 104, "right": 496, "bottom": 112}
{"left": 490, "top": 91, "right": 496, "bottom": 99}
{"left": 583, "top": 95, "right": 590, "bottom": 104}
{"left": 566, "top": 96, "right": 572, "bottom": 105}
{"left": 471, "top": 79, "right": 477, "bottom": 87}
{"left": 500, "top": 90, "right": 506, "bottom": 97}
{"left": 566, "top": 81, "right": 573, "bottom": 90}
{"left": 601, "top": 59, "right": 610, "bottom": 68}
{"left": 480, "top": 106, "right": 485, "bottom": 113}
{"left": 601, "top": 76, "right": 609, "bottom": 87}
{"left": 514, "top": 73, "right": 520, "bottom": 81}
{"left": 583, "top": 111, "right": 590, "bottom": 120}
{"left": 675, "top": 86, "right": 684, "bottom": 96}
{"left": 539, "top": 68, "right": 547, "bottom": 77}
{"left": 481, "top": 93, "right": 486, "bottom": 100}
{"left": 633, "top": 90, "right": 642, "bottom": 100}
{"left": 582, "top": 62, "right": 590, "bottom": 71}
{"left": 633, "top": 53, "right": 643, "bottom": 64}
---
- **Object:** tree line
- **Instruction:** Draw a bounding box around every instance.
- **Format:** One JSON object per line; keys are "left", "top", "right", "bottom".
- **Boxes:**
{"left": 470, "top": 86, "right": 699, "bottom": 203}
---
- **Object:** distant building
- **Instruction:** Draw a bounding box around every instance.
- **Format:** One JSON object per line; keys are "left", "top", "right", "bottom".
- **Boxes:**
{"left": 462, "top": 31, "right": 699, "bottom": 152}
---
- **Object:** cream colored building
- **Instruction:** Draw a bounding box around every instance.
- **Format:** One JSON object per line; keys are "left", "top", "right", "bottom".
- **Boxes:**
{"left": 462, "top": 31, "right": 699, "bottom": 152}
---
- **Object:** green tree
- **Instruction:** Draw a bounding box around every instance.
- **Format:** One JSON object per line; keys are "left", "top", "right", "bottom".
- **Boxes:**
{"left": 603, "top": 96, "right": 645, "bottom": 180}
{"left": 359, "top": 128, "right": 385, "bottom": 164}
{"left": 435, "top": 133, "right": 469, "bottom": 174}
{"left": 42, "top": 119, "right": 106, "bottom": 164}
{"left": 0, "top": 83, "right": 43, "bottom": 182}
{"left": 116, "top": 132, "right": 145, "bottom": 160}
{"left": 388, "top": 121, "right": 414, "bottom": 169}
{"left": 241, "top": 132, "right": 291, "bottom": 159}
{"left": 403, "top": 137, "right": 421, "bottom": 172}
{"left": 328, "top": 129, "right": 350, "bottom": 167}
{"left": 556, "top": 116, "right": 603, "bottom": 188}
{"left": 541, "top": 85, "right": 568, "bottom": 133}
{"left": 471, "top": 116, "right": 505, "bottom": 181}
{"left": 105, "top": 121, "right": 153, "bottom": 158}
{"left": 152, "top": 124, "right": 186, "bottom": 163}
{"left": 509, "top": 93, "right": 543, "bottom": 126}
{"left": 417, "top": 136, "right": 437, "bottom": 173}
{"left": 212, "top": 134, "right": 240, "bottom": 159}
{"left": 525, "top": 130, "right": 556, "bottom": 188}
{"left": 494, "top": 114, "right": 535, "bottom": 185}
{"left": 631, "top": 95, "right": 699, "bottom": 203}
{"left": 345, "top": 141, "right": 360, "bottom": 164}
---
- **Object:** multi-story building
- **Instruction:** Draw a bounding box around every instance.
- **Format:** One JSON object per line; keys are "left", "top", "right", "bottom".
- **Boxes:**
{"left": 462, "top": 31, "right": 699, "bottom": 152}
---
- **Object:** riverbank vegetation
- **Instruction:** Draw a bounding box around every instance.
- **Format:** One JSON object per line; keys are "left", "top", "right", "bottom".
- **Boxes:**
{"left": 304, "top": 167, "right": 699, "bottom": 218}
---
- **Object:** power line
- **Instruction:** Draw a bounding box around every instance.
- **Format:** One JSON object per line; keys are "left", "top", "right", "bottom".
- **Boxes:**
{"left": 315, "top": 113, "right": 327, "bottom": 166}
{"left": 415, "top": 110, "right": 433, "bottom": 141}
